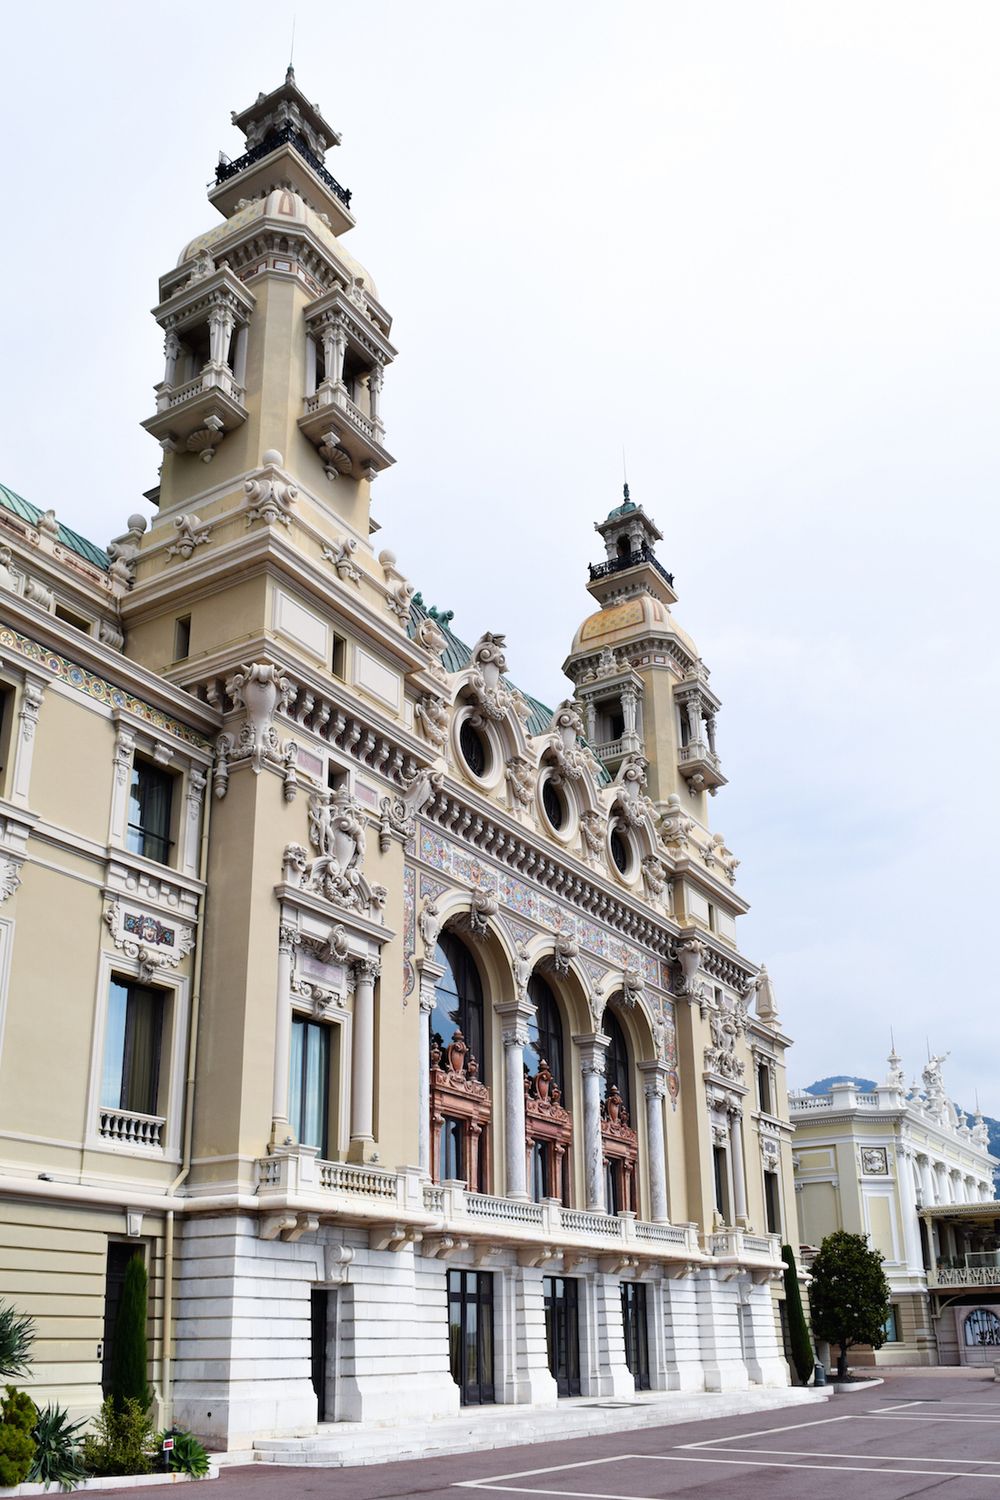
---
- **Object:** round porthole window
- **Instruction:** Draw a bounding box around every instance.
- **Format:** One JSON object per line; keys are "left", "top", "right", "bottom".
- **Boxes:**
{"left": 542, "top": 777, "right": 566, "bottom": 831}
{"left": 459, "top": 718, "right": 488, "bottom": 778}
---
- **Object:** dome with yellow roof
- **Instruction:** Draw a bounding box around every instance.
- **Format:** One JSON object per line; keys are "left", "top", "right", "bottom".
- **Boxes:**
{"left": 176, "top": 188, "right": 380, "bottom": 301}
{"left": 569, "top": 592, "right": 699, "bottom": 659}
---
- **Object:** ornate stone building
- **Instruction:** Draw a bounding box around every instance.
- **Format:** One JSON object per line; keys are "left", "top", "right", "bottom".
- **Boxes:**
{"left": 791, "top": 1053, "right": 998, "bottom": 1366}
{"left": 0, "top": 71, "right": 798, "bottom": 1448}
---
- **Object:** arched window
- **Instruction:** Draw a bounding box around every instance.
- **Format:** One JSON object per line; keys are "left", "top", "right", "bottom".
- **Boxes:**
{"left": 525, "top": 972, "right": 572, "bottom": 1204}
{"left": 527, "top": 973, "right": 564, "bottom": 1091}
{"left": 429, "top": 930, "right": 492, "bottom": 1191}
{"left": 603, "top": 1008, "right": 631, "bottom": 1116}
{"left": 964, "top": 1308, "right": 1000, "bottom": 1347}
{"left": 433, "top": 932, "right": 486, "bottom": 1081}
{"left": 616, "top": 534, "right": 632, "bottom": 562}
{"left": 601, "top": 1005, "right": 637, "bottom": 1215}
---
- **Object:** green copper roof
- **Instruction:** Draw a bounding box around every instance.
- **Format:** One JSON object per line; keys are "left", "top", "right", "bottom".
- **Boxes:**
{"left": 407, "top": 599, "right": 611, "bottom": 783}
{"left": 605, "top": 482, "right": 637, "bottom": 522}
{"left": 0, "top": 482, "right": 110, "bottom": 571}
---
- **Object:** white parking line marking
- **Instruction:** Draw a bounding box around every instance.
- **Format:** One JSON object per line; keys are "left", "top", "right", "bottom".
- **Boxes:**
{"left": 681, "top": 1413, "right": 853, "bottom": 1447}
{"left": 454, "top": 1454, "right": 631, "bottom": 1487}
{"left": 859, "top": 1413, "right": 1000, "bottom": 1423}
{"left": 690, "top": 1444, "right": 1000, "bottom": 1465}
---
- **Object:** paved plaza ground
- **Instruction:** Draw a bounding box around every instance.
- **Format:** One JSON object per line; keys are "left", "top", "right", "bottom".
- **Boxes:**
{"left": 106, "top": 1371, "right": 1000, "bottom": 1499}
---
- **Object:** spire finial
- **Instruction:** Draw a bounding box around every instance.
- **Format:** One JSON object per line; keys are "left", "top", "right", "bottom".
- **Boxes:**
{"left": 287, "top": 15, "right": 297, "bottom": 78}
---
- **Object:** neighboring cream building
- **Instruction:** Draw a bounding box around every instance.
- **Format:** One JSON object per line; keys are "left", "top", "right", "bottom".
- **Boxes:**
{"left": 791, "top": 1053, "right": 998, "bottom": 1366}
{"left": 0, "top": 71, "right": 800, "bottom": 1449}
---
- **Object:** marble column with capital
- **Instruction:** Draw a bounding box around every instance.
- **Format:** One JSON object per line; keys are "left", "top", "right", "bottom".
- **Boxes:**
{"left": 416, "top": 957, "right": 444, "bottom": 1177}
{"left": 729, "top": 1109, "right": 748, "bottom": 1223}
{"left": 350, "top": 957, "right": 380, "bottom": 1152}
{"left": 576, "top": 1033, "right": 611, "bottom": 1212}
{"left": 639, "top": 1062, "right": 669, "bottom": 1222}
{"left": 271, "top": 918, "right": 299, "bottom": 1142}
{"left": 496, "top": 999, "right": 535, "bottom": 1199}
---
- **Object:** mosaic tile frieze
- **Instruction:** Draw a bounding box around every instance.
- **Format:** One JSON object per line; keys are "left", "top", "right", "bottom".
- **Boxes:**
{"left": 0, "top": 627, "right": 212, "bottom": 751}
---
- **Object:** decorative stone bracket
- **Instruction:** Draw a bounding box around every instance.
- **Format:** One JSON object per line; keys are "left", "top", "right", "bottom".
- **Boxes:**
{"left": 377, "top": 768, "right": 442, "bottom": 853}
{"left": 214, "top": 661, "right": 300, "bottom": 800}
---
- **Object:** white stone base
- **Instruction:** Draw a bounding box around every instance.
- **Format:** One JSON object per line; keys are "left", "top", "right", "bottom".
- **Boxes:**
{"left": 171, "top": 1215, "right": 792, "bottom": 1445}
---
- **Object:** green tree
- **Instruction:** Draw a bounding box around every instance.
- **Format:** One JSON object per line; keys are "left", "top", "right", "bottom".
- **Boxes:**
{"left": 781, "top": 1244, "right": 815, "bottom": 1384}
{"left": 809, "top": 1230, "right": 891, "bottom": 1380}
{"left": 0, "top": 1302, "right": 34, "bottom": 1381}
{"left": 110, "top": 1255, "right": 151, "bottom": 1413}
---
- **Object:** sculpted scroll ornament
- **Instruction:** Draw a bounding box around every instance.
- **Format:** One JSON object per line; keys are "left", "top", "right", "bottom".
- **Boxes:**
{"left": 658, "top": 794, "right": 694, "bottom": 852}
{"left": 467, "top": 633, "right": 512, "bottom": 723}
{"left": 505, "top": 756, "right": 535, "bottom": 809}
{"left": 418, "top": 895, "right": 441, "bottom": 950}
{"left": 545, "top": 701, "right": 587, "bottom": 782}
{"left": 580, "top": 810, "right": 606, "bottom": 859}
{"left": 0, "top": 858, "right": 21, "bottom": 903}
{"left": 215, "top": 663, "right": 298, "bottom": 795}
{"left": 415, "top": 693, "right": 450, "bottom": 752}
{"left": 704, "top": 831, "right": 739, "bottom": 884}
{"left": 166, "top": 514, "right": 211, "bottom": 560}
{"left": 321, "top": 535, "right": 362, "bottom": 584}
{"left": 641, "top": 856, "right": 671, "bottom": 906}
{"left": 378, "top": 768, "right": 441, "bottom": 852}
{"left": 386, "top": 579, "right": 416, "bottom": 621}
{"left": 621, "top": 964, "right": 644, "bottom": 1008}
{"left": 281, "top": 789, "right": 384, "bottom": 921}
{"left": 613, "top": 754, "right": 653, "bottom": 826}
{"left": 467, "top": 884, "right": 499, "bottom": 937}
{"left": 245, "top": 474, "right": 298, "bottom": 527}
{"left": 552, "top": 931, "right": 579, "bottom": 975}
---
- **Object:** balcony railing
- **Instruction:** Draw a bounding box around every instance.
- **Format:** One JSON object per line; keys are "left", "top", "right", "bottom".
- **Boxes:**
{"left": 215, "top": 124, "right": 352, "bottom": 208}
{"left": 250, "top": 1155, "right": 780, "bottom": 1268}
{"left": 99, "top": 1108, "right": 165, "bottom": 1149}
{"left": 157, "top": 366, "right": 246, "bottom": 414}
{"left": 928, "top": 1265, "right": 1000, "bottom": 1289}
{"left": 589, "top": 544, "right": 674, "bottom": 589}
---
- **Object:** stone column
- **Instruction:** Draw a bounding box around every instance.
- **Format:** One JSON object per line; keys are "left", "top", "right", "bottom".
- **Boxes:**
{"left": 640, "top": 1062, "right": 669, "bottom": 1222}
{"left": 416, "top": 958, "right": 444, "bottom": 1177}
{"left": 496, "top": 1000, "right": 535, "bottom": 1199}
{"left": 621, "top": 684, "right": 638, "bottom": 737}
{"left": 729, "top": 1109, "right": 748, "bottom": 1223}
{"left": 919, "top": 1154, "right": 936, "bottom": 1205}
{"left": 350, "top": 957, "right": 380, "bottom": 1152}
{"left": 368, "top": 365, "right": 383, "bottom": 424}
{"left": 576, "top": 1033, "right": 611, "bottom": 1212}
{"left": 11, "top": 676, "right": 45, "bottom": 808}
{"left": 897, "top": 1148, "right": 923, "bottom": 1274}
{"left": 208, "top": 304, "right": 235, "bottom": 368}
{"left": 271, "top": 919, "right": 299, "bottom": 1140}
{"left": 584, "top": 701, "right": 597, "bottom": 743}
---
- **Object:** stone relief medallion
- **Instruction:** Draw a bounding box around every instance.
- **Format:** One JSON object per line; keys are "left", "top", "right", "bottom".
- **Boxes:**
{"left": 861, "top": 1147, "right": 889, "bottom": 1175}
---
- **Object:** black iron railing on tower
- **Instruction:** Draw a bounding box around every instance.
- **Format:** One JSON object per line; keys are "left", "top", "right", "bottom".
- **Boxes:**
{"left": 588, "top": 544, "right": 674, "bottom": 588}
{"left": 215, "top": 125, "right": 352, "bottom": 209}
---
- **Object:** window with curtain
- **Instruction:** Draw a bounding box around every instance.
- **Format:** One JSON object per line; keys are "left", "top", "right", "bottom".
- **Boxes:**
{"left": 126, "top": 759, "right": 175, "bottom": 864}
{"left": 432, "top": 932, "right": 486, "bottom": 1081}
{"left": 101, "top": 979, "right": 163, "bottom": 1116}
{"left": 527, "top": 973, "right": 564, "bottom": 1091}
{"left": 289, "top": 1017, "right": 331, "bottom": 1155}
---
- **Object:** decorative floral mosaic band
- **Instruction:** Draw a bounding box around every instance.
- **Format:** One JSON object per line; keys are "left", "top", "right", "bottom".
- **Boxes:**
{"left": 0, "top": 626, "right": 213, "bottom": 751}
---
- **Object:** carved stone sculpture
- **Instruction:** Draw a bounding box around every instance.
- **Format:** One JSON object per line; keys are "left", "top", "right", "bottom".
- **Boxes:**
{"left": 225, "top": 662, "right": 293, "bottom": 775}
{"left": 545, "top": 700, "right": 587, "bottom": 782}
{"left": 505, "top": 755, "right": 535, "bottom": 808}
{"left": 580, "top": 809, "right": 606, "bottom": 858}
{"left": 415, "top": 693, "right": 450, "bottom": 752}
{"left": 468, "top": 633, "right": 512, "bottom": 722}
{"left": 322, "top": 535, "right": 362, "bottom": 583}
{"left": 418, "top": 896, "right": 441, "bottom": 950}
{"left": 658, "top": 793, "right": 694, "bottom": 851}
{"left": 552, "top": 931, "right": 579, "bottom": 975}
{"left": 467, "top": 884, "right": 499, "bottom": 937}
{"left": 245, "top": 472, "right": 298, "bottom": 527}
{"left": 377, "top": 768, "right": 440, "bottom": 851}
{"left": 676, "top": 934, "right": 706, "bottom": 996}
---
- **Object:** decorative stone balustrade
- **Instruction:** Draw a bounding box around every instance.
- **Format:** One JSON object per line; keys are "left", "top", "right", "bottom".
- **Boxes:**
{"left": 99, "top": 1108, "right": 165, "bottom": 1149}
{"left": 928, "top": 1265, "right": 1000, "bottom": 1289}
{"left": 251, "top": 1157, "right": 741, "bottom": 1268}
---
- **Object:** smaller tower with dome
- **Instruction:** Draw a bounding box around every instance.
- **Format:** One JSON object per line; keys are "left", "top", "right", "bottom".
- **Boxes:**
{"left": 565, "top": 485, "right": 727, "bottom": 811}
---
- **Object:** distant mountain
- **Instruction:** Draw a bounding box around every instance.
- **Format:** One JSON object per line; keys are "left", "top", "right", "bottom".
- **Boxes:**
{"left": 803, "top": 1076, "right": 1000, "bottom": 1158}
{"left": 806, "top": 1075, "right": 877, "bottom": 1094}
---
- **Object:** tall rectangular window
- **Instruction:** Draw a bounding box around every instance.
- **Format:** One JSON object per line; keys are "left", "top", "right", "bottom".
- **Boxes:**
{"left": 764, "top": 1170, "right": 781, "bottom": 1235}
{"left": 757, "top": 1061, "right": 772, "bottom": 1115}
{"left": 174, "top": 616, "right": 191, "bottom": 660}
{"left": 289, "top": 1017, "right": 331, "bottom": 1156}
{"left": 101, "top": 979, "right": 163, "bottom": 1116}
{"left": 127, "top": 759, "right": 174, "bottom": 864}
{"left": 713, "top": 1144, "right": 730, "bottom": 1222}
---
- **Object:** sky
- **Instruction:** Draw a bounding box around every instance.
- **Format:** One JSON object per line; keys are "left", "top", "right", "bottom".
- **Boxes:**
{"left": 1, "top": 1, "right": 998, "bottom": 1114}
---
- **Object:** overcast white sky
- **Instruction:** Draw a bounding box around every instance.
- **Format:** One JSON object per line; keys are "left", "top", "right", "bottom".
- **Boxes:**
{"left": 2, "top": 2, "right": 998, "bottom": 1113}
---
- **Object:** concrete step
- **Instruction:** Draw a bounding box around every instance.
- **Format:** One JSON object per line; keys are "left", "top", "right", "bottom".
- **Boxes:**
{"left": 252, "top": 1386, "right": 828, "bottom": 1467}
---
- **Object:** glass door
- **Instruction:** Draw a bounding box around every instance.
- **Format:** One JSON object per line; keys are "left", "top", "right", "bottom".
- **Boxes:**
{"left": 544, "top": 1275, "right": 581, "bottom": 1396}
{"left": 448, "top": 1269, "right": 495, "bottom": 1404}
{"left": 621, "top": 1281, "right": 650, "bottom": 1391}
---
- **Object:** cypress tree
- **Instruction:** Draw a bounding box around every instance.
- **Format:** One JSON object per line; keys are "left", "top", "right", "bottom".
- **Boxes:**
{"left": 781, "top": 1243, "right": 815, "bottom": 1384}
{"left": 110, "top": 1255, "right": 151, "bottom": 1413}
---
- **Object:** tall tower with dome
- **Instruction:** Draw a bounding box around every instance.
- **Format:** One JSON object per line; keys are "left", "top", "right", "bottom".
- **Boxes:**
{"left": 0, "top": 71, "right": 805, "bottom": 1452}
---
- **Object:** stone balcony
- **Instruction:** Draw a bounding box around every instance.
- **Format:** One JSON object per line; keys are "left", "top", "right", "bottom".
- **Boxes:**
{"left": 142, "top": 363, "right": 248, "bottom": 452}
{"left": 677, "top": 740, "right": 727, "bottom": 795}
{"left": 299, "top": 383, "right": 395, "bottom": 480}
{"left": 253, "top": 1154, "right": 783, "bottom": 1276}
{"left": 927, "top": 1262, "right": 1000, "bottom": 1290}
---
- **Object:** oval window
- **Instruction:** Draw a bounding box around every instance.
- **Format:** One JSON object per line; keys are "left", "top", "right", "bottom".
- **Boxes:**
{"left": 542, "top": 777, "right": 565, "bottom": 830}
{"left": 610, "top": 823, "right": 630, "bottom": 875}
{"left": 459, "top": 718, "right": 487, "bottom": 778}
